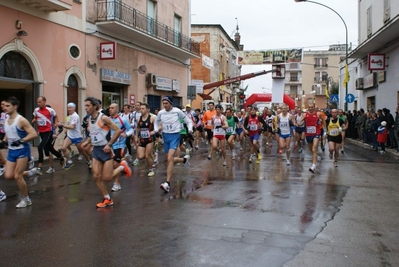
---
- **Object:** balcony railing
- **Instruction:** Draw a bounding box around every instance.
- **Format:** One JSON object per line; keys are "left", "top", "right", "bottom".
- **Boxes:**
{"left": 96, "top": 0, "right": 200, "bottom": 56}
{"left": 314, "top": 64, "right": 328, "bottom": 68}
{"left": 290, "top": 77, "right": 299, "bottom": 82}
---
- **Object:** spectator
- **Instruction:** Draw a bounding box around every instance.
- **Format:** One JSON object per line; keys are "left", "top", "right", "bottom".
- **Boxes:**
{"left": 377, "top": 121, "right": 389, "bottom": 154}
{"left": 369, "top": 112, "right": 380, "bottom": 151}
{"left": 395, "top": 105, "right": 399, "bottom": 153}
{"left": 383, "top": 108, "right": 397, "bottom": 149}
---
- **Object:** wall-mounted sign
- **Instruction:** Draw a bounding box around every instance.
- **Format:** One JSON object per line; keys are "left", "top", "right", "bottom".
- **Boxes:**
{"left": 100, "top": 68, "right": 131, "bottom": 85}
{"left": 202, "top": 54, "right": 214, "bottom": 70}
{"left": 377, "top": 71, "right": 386, "bottom": 83}
{"left": 368, "top": 53, "right": 385, "bottom": 70}
{"left": 100, "top": 42, "right": 116, "bottom": 60}
{"left": 191, "top": 79, "right": 204, "bottom": 94}
{"left": 155, "top": 76, "right": 172, "bottom": 91}
{"left": 130, "top": 94, "right": 135, "bottom": 105}
{"left": 172, "top": 80, "right": 180, "bottom": 93}
{"left": 363, "top": 72, "right": 377, "bottom": 89}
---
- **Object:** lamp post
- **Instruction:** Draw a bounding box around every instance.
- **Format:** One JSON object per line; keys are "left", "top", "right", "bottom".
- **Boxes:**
{"left": 295, "top": 0, "right": 348, "bottom": 111}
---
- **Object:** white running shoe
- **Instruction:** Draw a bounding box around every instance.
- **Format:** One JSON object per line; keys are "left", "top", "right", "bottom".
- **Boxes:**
{"left": 184, "top": 154, "right": 190, "bottom": 166}
{"left": 77, "top": 154, "right": 83, "bottom": 161}
{"left": 309, "top": 164, "right": 316, "bottom": 173}
{"left": 185, "top": 148, "right": 190, "bottom": 155}
{"left": 28, "top": 157, "right": 35, "bottom": 169}
{"left": 133, "top": 158, "right": 139, "bottom": 166}
{"left": 148, "top": 169, "right": 155, "bottom": 177}
{"left": 223, "top": 160, "right": 227, "bottom": 166}
{"left": 0, "top": 191, "right": 6, "bottom": 202}
{"left": 0, "top": 166, "right": 5, "bottom": 176}
{"left": 232, "top": 151, "right": 236, "bottom": 160}
{"left": 16, "top": 198, "right": 32, "bottom": 208}
{"left": 160, "top": 182, "right": 170, "bottom": 193}
{"left": 111, "top": 183, "right": 121, "bottom": 192}
{"left": 46, "top": 167, "right": 55, "bottom": 174}
{"left": 28, "top": 167, "right": 38, "bottom": 177}
{"left": 286, "top": 160, "right": 291, "bottom": 165}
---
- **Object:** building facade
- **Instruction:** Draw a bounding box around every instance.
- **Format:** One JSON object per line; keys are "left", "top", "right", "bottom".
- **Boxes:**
{"left": 190, "top": 24, "right": 242, "bottom": 110}
{"left": 344, "top": 0, "right": 399, "bottom": 111}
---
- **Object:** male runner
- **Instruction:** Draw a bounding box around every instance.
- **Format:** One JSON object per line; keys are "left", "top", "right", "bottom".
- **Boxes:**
{"left": 326, "top": 109, "right": 346, "bottom": 167}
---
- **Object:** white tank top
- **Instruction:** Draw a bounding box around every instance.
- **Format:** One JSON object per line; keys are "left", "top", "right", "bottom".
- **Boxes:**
{"left": 89, "top": 113, "right": 110, "bottom": 146}
{"left": 212, "top": 115, "right": 226, "bottom": 136}
{"left": 279, "top": 114, "right": 291, "bottom": 135}
{"left": 5, "top": 115, "right": 27, "bottom": 150}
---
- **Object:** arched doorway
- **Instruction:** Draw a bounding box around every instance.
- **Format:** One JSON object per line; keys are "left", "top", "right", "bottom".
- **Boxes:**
{"left": 0, "top": 51, "right": 34, "bottom": 117}
{"left": 67, "top": 75, "right": 79, "bottom": 114}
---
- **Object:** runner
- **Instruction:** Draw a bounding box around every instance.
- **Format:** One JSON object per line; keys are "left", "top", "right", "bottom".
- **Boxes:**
{"left": 131, "top": 102, "right": 142, "bottom": 166}
{"left": 298, "top": 103, "right": 326, "bottom": 173}
{"left": 235, "top": 111, "right": 245, "bottom": 151}
{"left": 243, "top": 106, "right": 267, "bottom": 163}
{"left": 193, "top": 108, "right": 205, "bottom": 150}
{"left": 225, "top": 107, "right": 238, "bottom": 160}
{"left": 294, "top": 107, "right": 306, "bottom": 153}
{"left": 337, "top": 109, "right": 348, "bottom": 153}
{"left": 154, "top": 96, "right": 193, "bottom": 193}
{"left": 120, "top": 104, "right": 133, "bottom": 157}
{"left": 211, "top": 104, "right": 229, "bottom": 166}
{"left": 32, "top": 96, "right": 64, "bottom": 175}
{"left": 276, "top": 104, "right": 294, "bottom": 165}
{"left": 263, "top": 109, "right": 275, "bottom": 148}
{"left": 326, "top": 109, "right": 346, "bottom": 167}
{"left": 81, "top": 97, "right": 124, "bottom": 208}
{"left": 202, "top": 102, "right": 216, "bottom": 159}
{"left": 3, "top": 97, "right": 38, "bottom": 208}
{"left": 273, "top": 107, "right": 282, "bottom": 153}
{"left": 135, "top": 103, "right": 156, "bottom": 177}
{"left": 0, "top": 150, "right": 7, "bottom": 201}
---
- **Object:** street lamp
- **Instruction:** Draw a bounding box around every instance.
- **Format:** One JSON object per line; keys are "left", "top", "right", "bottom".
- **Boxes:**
{"left": 295, "top": 0, "right": 348, "bottom": 111}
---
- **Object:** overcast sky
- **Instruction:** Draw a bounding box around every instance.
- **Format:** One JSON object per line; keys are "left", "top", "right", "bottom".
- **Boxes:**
{"left": 191, "top": 0, "right": 358, "bottom": 95}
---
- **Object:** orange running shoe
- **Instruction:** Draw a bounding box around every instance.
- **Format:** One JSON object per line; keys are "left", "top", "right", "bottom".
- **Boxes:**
{"left": 278, "top": 149, "right": 283, "bottom": 154}
{"left": 120, "top": 160, "right": 132, "bottom": 178}
{"left": 96, "top": 198, "right": 113, "bottom": 208}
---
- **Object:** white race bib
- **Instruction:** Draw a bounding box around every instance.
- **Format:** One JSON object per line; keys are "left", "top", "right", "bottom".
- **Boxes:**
{"left": 37, "top": 119, "right": 47, "bottom": 126}
{"left": 226, "top": 127, "right": 233, "bottom": 134}
{"left": 306, "top": 126, "right": 316, "bottom": 134}
{"left": 141, "top": 129, "right": 150, "bottom": 138}
{"left": 329, "top": 129, "right": 339, "bottom": 136}
{"left": 249, "top": 124, "right": 258, "bottom": 131}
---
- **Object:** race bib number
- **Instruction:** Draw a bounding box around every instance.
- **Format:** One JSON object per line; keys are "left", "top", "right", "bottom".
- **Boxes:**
{"left": 249, "top": 124, "right": 258, "bottom": 131}
{"left": 164, "top": 124, "right": 173, "bottom": 131}
{"left": 306, "top": 126, "right": 316, "bottom": 134}
{"left": 329, "top": 129, "right": 339, "bottom": 136}
{"left": 141, "top": 129, "right": 150, "bottom": 138}
{"left": 214, "top": 127, "right": 225, "bottom": 135}
{"left": 207, "top": 120, "right": 212, "bottom": 126}
{"left": 37, "top": 119, "right": 47, "bottom": 126}
{"left": 226, "top": 127, "right": 233, "bottom": 134}
{"left": 280, "top": 122, "right": 288, "bottom": 128}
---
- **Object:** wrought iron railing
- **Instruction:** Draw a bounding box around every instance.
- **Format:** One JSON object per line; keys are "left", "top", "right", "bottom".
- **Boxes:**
{"left": 97, "top": 0, "right": 200, "bottom": 56}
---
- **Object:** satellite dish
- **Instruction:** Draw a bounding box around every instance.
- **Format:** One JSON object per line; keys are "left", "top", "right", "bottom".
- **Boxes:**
{"left": 137, "top": 65, "right": 147, "bottom": 74}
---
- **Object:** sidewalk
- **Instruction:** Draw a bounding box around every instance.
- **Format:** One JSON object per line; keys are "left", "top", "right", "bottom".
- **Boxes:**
{"left": 345, "top": 138, "right": 399, "bottom": 156}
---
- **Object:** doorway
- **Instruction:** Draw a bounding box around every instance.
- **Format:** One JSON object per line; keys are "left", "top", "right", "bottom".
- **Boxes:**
{"left": 67, "top": 75, "right": 79, "bottom": 114}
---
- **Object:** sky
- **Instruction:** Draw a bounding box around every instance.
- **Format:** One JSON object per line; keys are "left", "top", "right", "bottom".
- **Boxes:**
{"left": 191, "top": 0, "right": 358, "bottom": 96}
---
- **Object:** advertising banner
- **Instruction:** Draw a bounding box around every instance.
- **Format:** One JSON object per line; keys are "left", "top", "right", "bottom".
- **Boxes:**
{"left": 237, "top": 49, "right": 302, "bottom": 65}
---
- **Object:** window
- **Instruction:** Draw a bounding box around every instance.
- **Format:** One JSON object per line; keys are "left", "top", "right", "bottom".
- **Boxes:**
{"left": 290, "top": 86, "right": 298, "bottom": 95}
{"left": 384, "top": 0, "right": 390, "bottom": 23}
{"left": 174, "top": 14, "right": 182, "bottom": 46}
{"left": 367, "top": 6, "right": 372, "bottom": 37}
{"left": 290, "top": 73, "right": 298, "bottom": 82}
{"left": 69, "top": 45, "right": 80, "bottom": 59}
{"left": 314, "top": 58, "right": 328, "bottom": 68}
{"left": 147, "top": 0, "right": 156, "bottom": 35}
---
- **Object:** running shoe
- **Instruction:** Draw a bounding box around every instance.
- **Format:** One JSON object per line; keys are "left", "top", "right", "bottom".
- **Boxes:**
{"left": 133, "top": 158, "right": 139, "bottom": 166}
{"left": 333, "top": 161, "right": 338, "bottom": 167}
{"left": 16, "top": 198, "right": 32, "bottom": 208}
{"left": 185, "top": 148, "right": 190, "bottom": 155}
{"left": 341, "top": 149, "right": 345, "bottom": 154}
{"left": 257, "top": 153, "right": 262, "bottom": 160}
{"left": 286, "top": 160, "right": 291, "bottom": 165}
{"left": 232, "top": 151, "right": 236, "bottom": 160}
{"left": 35, "top": 167, "right": 43, "bottom": 176}
{"left": 309, "top": 164, "right": 316, "bottom": 173}
{"left": 111, "top": 184, "right": 121, "bottom": 192}
{"left": 0, "top": 191, "right": 6, "bottom": 202}
{"left": 240, "top": 147, "right": 243, "bottom": 151}
{"left": 379, "top": 150, "right": 385, "bottom": 154}
{"left": 195, "top": 146, "right": 199, "bottom": 150}
{"left": 266, "top": 142, "right": 269, "bottom": 147}
{"left": 298, "top": 148, "right": 303, "bottom": 154}
{"left": 46, "top": 167, "right": 55, "bottom": 174}
{"left": 160, "top": 182, "right": 170, "bottom": 193}
{"left": 249, "top": 154, "right": 253, "bottom": 163}
{"left": 0, "top": 166, "right": 5, "bottom": 176}
{"left": 96, "top": 198, "right": 113, "bottom": 208}
{"left": 207, "top": 154, "right": 212, "bottom": 160}
{"left": 70, "top": 150, "right": 75, "bottom": 157}
{"left": 148, "top": 169, "right": 155, "bottom": 177}
{"left": 154, "top": 152, "right": 159, "bottom": 164}
{"left": 28, "top": 157, "right": 35, "bottom": 169}
{"left": 120, "top": 160, "right": 132, "bottom": 178}
{"left": 63, "top": 162, "right": 74, "bottom": 170}
{"left": 278, "top": 149, "right": 283, "bottom": 154}
{"left": 183, "top": 155, "right": 190, "bottom": 166}
{"left": 77, "top": 154, "right": 83, "bottom": 161}
{"left": 59, "top": 156, "right": 66, "bottom": 168}
{"left": 223, "top": 160, "right": 227, "bottom": 166}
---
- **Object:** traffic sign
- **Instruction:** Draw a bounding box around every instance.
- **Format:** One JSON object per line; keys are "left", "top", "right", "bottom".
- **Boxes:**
{"left": 330, "top": 94, "right": 339, "bottom": 103}
{"left": 345, "top": 93, "right": 355, "bottom": 103}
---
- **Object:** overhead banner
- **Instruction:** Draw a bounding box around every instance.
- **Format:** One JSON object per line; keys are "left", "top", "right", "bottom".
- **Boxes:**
{"left": 237, "top": 49, "right": 302, "bottom": 65}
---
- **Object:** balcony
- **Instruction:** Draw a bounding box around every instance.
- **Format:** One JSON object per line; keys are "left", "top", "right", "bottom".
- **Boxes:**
{"left": 314, "top": 76, "right": 328, "bottom": 84}
{"left": 314, "top": 64, "right": 328, "bottom": 69}
{"left": 286, "top": 62, "right": 301, "bottom": 71}
{"left": 96, "top": 0, "right": 200, "bottom": 59}
{"left": 286, "top": 77, "right": 301, "bottom": 84}
{"left": 16, "top": 0, "right": 71, "bottom": 12}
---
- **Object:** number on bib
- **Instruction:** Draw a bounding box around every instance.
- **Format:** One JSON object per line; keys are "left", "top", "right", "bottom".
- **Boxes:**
{"left": 306, "top": 126, "right": 316, "bottom": 134}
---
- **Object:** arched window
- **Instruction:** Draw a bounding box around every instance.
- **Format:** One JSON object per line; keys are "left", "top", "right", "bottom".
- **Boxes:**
{"left": 0, "top": 51, "right": 33, "bottom": 80}
{"left": 68, "top": 74, "right": 78, "bottom": 87}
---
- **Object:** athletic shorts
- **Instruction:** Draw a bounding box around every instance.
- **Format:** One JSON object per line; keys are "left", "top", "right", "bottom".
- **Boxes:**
{"left": 7, "top": 146, "right": 31, "bottom": 163}
{"left": 236, "top": 128, "right": 243, "bottom": 135}
{"left": 295, "top": 127, "right": 305, "bottom": 134}
{"left": 69, "top": 137, "right": 83, "bottom": 145}
{"left": 328, "top": 135, "right": 342, "bottom": 144}
{"left": 113, "top": 148, "right": 126, "bottom": 163}
{"left": 196, "top": 126, "right": 204, "bottom": 133}
{"left": 249, "top": 134, "right": 260, "bottom": 143}
{"left": 213, "top": 135, "right": 226, "bottom": 141}
{"left": 163, "top": 133, "right": 180, "bottom": 153}
{"left": 179, "top": 134, "right": 187, "bottom": 146}
{"left": 92, "top": 145, "right": 113, "bottom": 163}
{"left": 279, "top": 133, "right": 292, "bottom": 139}
{"left": 139, "top": 138, "right": 153, "bottom": 148}
{"left": 306, "top": 135, "right": 320, "bottom": 144}
{"left": 205, "top": 128, "right": 213, "bottom": 141}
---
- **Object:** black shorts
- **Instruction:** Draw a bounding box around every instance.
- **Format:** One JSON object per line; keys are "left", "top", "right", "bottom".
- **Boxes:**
{"left": 92, "top": 145, "right": 113, "bottom": 163}
{"left": 113, "top": 148, "right": 126, "bottom": 163}
{"left": 139, "top": 138, "right": 153, "bottom": 148}
{"left": 328, "top": 135, "right": 342, "bottom": 144}
{"left": 196, "top": 126, "right": 204, "bottom": 133}
{"left": 205, "top": 128, "right": 213, "bottom": 141}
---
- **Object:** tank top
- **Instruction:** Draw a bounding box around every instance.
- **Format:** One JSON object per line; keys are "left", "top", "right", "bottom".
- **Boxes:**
{"left": 90, "top": 113, "right": 110, "bottom": 146}
{"left": 278, "top": 114, "right": 291, "bottom": 135}
{"left": 327, "top": 118, "right": 341, "bottom": 137}
{"left": 212, "top": 115, "right": 226, "bottom": 136}
{"left": 295, "top": 114, "right": 305, "bottom": 128}
{"left": 226, "top": 116, "right": 236, "bottom": 135}
{"left": 304, "top": 112, "right": 321, "bottom": 136}
{"left": 138, "top": 114, "right": 153, "bottom": 141}
{"left": 247, "top": 115, "right": 259, "bottom": 136}
{"left": 4, "top": 115, "right": 29, "bottom": 150}
{"left": 237, "top": 116, "right": 243, "bottom": 129}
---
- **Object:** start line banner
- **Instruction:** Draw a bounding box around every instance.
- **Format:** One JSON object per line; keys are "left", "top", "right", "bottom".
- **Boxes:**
{"left": 237, "top": 48, "right": 302, "bottom": 65}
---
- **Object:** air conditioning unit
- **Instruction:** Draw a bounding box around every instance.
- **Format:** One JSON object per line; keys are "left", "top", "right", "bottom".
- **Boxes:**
{"left": 146, "top": 73, "right": 157, "bottom": 86}
{"left": 355, "top": 78, "right": 364, "bottom": 90}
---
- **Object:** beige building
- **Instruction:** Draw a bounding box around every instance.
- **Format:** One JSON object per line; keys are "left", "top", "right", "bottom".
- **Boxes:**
{"left": 285, "top": 45, "right": 345, "bottom": 110}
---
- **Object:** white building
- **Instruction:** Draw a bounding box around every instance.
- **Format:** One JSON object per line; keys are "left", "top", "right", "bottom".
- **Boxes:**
{"left": 344, "top": 0, "right": 399, "bottom": 111}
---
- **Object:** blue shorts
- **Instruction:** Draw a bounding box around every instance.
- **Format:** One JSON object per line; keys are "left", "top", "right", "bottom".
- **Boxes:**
{"left": 163, "top": 133, "right": 180, "bottom": 153}
{"left": 306, "top": 135, "right": 320, "bottom": 144}
{"left": 279, "top": 133, "right": 292, "bottom": 139}
{"left": 7, "top": 145, "right": 31, "bottom": 163}
{"left": 69, "top": 137, "right": 83, "bottom": 145}
{"left": 249, "top": 134, "right": 260, "bottom": 143}
{"left": 92, "top": 145, "right": 113, "bottom": 163}
{"left": 236, "top": 128, "right": 243, "bottom": 135}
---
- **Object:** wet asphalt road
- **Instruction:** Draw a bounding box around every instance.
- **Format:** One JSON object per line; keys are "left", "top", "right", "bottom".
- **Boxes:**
{"left": 0, "top": 140, "right": 398, "bottom": 267}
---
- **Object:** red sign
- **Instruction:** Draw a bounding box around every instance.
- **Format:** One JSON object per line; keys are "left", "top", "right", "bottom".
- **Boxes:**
{"left": 100, "top": 42, "right": 116, "bottom": 60}
{"left": 130, "top": 94, "right": 135, "bottom": 105}
{"left": 368, "top": 53, "right": 385, "bottom": 70}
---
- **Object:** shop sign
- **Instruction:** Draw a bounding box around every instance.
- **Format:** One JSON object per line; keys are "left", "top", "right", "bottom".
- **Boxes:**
{"left": 100, "top": 42, "right": 116, "bottom": 60}
{"left": 368, "top": 54, "right": 385, "bottom": 70}
{"left": 172, "top": 80, "right": 180, "bottom": 93}
{"left": 100, "top": 68, "right": 131, "bottom": 85}
{"left": 155, "top": 76, "right": 172, "bottom": 91}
